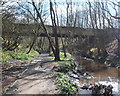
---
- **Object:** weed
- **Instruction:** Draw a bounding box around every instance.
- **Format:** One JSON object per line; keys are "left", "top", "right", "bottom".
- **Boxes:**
{"left": 55, "top": 72, "right": 77, "bottom": 95}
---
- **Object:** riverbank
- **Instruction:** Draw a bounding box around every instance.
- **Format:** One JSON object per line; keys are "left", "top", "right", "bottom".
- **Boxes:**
{"left": 73, "top": 55, "right": 120, "bottom": 95}
{"left": 3, "top": 53, "right": 120, "bottom": 95}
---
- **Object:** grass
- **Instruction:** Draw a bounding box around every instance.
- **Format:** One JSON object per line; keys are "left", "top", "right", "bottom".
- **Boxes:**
{"left": 1, "top": 48, "right": 39, "bottom": 71}
{"left": 0, "top": 51, "right": 12, "bottom": 62}
{"left": 0, "top": 48, "right": 39, "bottom": 62}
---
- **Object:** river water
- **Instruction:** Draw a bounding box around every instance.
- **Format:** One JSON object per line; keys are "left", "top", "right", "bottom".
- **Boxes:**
{"left": 74, "top": 55, "right": 120, "bottom": 95}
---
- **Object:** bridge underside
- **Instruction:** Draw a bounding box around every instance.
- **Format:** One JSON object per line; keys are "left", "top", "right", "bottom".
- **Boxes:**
{"left": 14, "top": 32, "right": 94, "bottom": 38}
{"left": 38, "top": 33, "right": 88, "bottom": 38}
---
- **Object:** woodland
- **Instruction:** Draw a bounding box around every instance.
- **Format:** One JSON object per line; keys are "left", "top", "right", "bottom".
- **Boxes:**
{"left": 1, "top": 0, "right": 120, "bottom": 95}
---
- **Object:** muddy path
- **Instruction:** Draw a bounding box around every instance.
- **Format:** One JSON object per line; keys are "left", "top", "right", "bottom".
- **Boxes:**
{"left": 3, "top": 54, "right": 60, "bottom": 94}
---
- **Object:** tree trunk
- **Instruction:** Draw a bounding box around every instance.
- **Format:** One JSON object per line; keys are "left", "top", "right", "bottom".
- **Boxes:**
{"left": 49, "top": 0, "right": 60, "bottom": 61}
{"left": 26, "top": 35, "right": 37, "bottom": 54}
{"left": 31, "top": 1, "right": 60, "bottom": 60}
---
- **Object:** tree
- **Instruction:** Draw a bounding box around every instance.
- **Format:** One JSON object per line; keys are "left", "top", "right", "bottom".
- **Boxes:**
{"left": 98, "top": 1, "right": 120, "bottom": 59}
{"left": 2, "top": 2, "right": 22, "bottom": 51}
{"left": 49, "top": 0, "right": 60, "bottom": 60}
{"left": 30, "top": 0, "right": 60, "bottom": 61}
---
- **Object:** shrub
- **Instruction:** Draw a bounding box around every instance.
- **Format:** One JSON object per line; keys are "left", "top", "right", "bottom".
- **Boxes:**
{"left": 56, "top": 61, "right": 76, "bottom": 73}
{"left": 55, "top": 72, "right": 77, "bottom": 95}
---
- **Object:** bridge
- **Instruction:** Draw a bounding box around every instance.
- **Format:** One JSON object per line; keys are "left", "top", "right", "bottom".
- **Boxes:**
{"left": 11, "top": 23, "right": 118, "bottom": 40}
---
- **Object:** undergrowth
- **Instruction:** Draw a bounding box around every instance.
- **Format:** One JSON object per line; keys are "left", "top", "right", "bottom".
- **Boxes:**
{"left": 56, "top": 61, "right": 76, "bottom": 73}
{"left": 50, "top": 52, "right": 74, "bottom": 61}
{"left": 55, "top": 72, "right": 77, "bottom": 95}
{"left": 0, "top": 48, "right": 39, "bottom": 62}
{"left": 1, "top": 48, "right": 39, "bottom": 71}
{"left": 52, "top": 52, "right": 77, "bottom": 95}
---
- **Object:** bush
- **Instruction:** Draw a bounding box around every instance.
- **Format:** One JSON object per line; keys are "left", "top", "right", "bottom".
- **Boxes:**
{"left": 57, "top": 61, "right": 76, "bottom": 73}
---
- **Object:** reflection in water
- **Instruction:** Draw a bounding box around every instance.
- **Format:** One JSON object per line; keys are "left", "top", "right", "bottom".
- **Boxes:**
{"left": 75, "top": 56, "right": 120, "bottom": 94}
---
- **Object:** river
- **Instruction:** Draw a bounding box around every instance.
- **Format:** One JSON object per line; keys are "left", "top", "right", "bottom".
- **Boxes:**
{"left": 74, "top": 55, "right": 120, "bottom": 95}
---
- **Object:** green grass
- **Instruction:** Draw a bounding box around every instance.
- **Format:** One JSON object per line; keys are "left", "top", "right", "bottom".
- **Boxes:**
{"left": 0, "top": 50, "right": 12, "bottom": 62}
{"left": 1, "top": 48, "right": 39, "bottom": 71}
{"left": 0, "top": 48, "right": 39, "bottom": 62}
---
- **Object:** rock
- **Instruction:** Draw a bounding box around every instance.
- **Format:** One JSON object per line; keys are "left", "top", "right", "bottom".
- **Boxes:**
{"left": 39, "top": 69, "right": 51, "bottom": 73}
{"left": 117, "top": 66, "right": 120, "bottom": 68}
{"left": 72, "top": 79, "right": 80, "bottom": 87}
{"left": 70, "top": 74, "right": 79, "bottom": 79}
{"left": 30, "top": 61, "right": 37, "bottom": 64}
{"left": 73, "top": 70, "right": 78, "bottom": 74}
{"left": 81, "top": 84, "right": 89, "bottom": 90}
{"left": 31, "top": 60, "right": 41, "bottom": 64}
{"left": 86, "top": 76, "right": 94, "bottom": 79}
{"left": 88, "top": 84, "right": 94, "bottom": 90}
{"left": 91, "top": 83, "right": 113, "bottom": 95}
{"left": 83, "top": 72, "right": 91, "bottom": 76}
{"left": 76, "top": 69, "right": 83, "bottom": 74}
{"left": 106, "top": 85, "right": 113, "bottom": 94}
{"left": 77, "top": 83, "right": 114, "bottom": 95}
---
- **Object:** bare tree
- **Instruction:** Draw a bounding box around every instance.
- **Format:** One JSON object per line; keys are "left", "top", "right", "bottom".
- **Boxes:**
{"left": 49, "top": 0, "right": 60, "bottom": 60}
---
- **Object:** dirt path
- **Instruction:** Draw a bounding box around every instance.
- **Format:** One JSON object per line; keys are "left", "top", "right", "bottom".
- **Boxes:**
{"left": 5, "top": 54, "right": 60, "bottom": 94}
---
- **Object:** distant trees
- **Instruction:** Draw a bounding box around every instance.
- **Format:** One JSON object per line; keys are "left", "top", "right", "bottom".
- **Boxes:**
{"left": 2, "top": 3, "right": 22, "bottom": 51}
{"left": 1, "top": 0, "right": 119, "bottom": 62}
{"left": 99, "top": 1, "right": 120, "bottom": 58}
